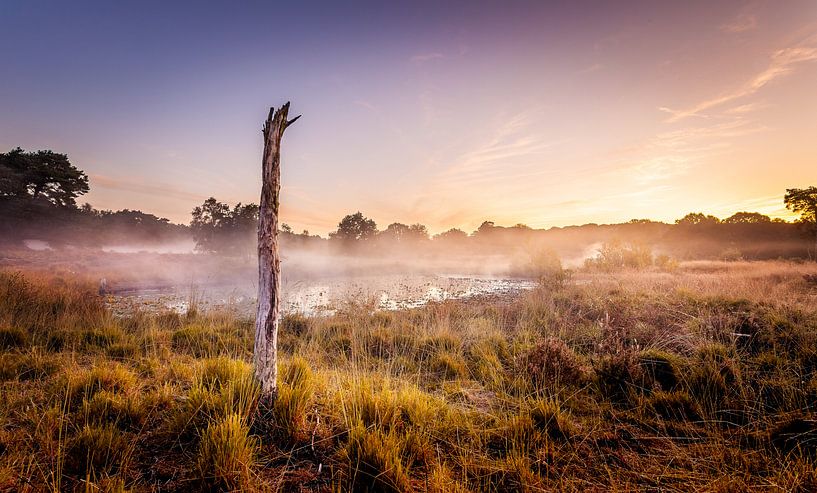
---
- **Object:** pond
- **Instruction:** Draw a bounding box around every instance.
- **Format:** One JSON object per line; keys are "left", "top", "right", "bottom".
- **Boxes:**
{"left": 105, "top": 274, "right": 537, "bottom": 317}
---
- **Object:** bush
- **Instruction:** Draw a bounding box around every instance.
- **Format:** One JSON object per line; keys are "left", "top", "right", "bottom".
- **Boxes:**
{"left": 769, "top": 415, "right": 817, "bottom": 456}
{"left": 196, "top": 413, "right": 258, "bottom": 491}
{"left": 64, "top": 424, "right": 130, "bottom": 477}
{"left": 585, "top": 240, "right": 653, "bottom": 270}
{"left": 281, "top": 313, "right": 310, "bottom": 337}
{"left": 67, "top": 364, "right": 137, "bottom": 402}
{"left": 595, "top": 351, "right": 644, "bottom": 404}
{"left": 638, "top": 349, "right": 682, "bottom": 391}
{"left": 0, "top": 327, "right": 27, "bottom": 349}
{"left": 529, "top": 399, "right": 575, "bottom": 441}
{"left": 522, "top": 338, "right": 586, "bottom": 391}
{"left": 343, "top": 425, "right": 412, "bottom": 493}
{"left": 270, "top": 357, "right": 315, "bottom": 442}
{"left": 82, "top": 391, "right": 147, "bottom": 430}
{"left": 429, "top": 351, "right": 468, "bottom": 380}
{"left": 510, "top": 248, "right": 570, "bottom": 288}
{"left": 647, "top": 391, "right": 702, "bottom": 421}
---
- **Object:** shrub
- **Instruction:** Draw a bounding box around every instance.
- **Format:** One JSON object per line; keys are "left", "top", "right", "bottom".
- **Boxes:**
{"left": 343, "top": 425, "right": 412, "bottom": 493}
{"left": 429, "top": 351, "right": 468, "bottom": 380}
{"left": 0, "top": 327, "right": 27, "bottom": 349}
{"left": 510, "top": 248, "right": 570, "bottom": 288}
{"left": 638, "top": 349, "right": 682, "bottom": 391}
{"left": 82, "top": 391, "right": 147, "bottom": 430}
{"left": 270, "top": 357, "right": 315, "bottom": 442}
{"left": 281, "top": 313, "right": 310, "bottom": 337}
{"left": 595, "top": 351, "right": 645, "bottom": 404}
{"left": 64, "top": 424, "right": 130, "bottom": 477}
{"left": 647, "top": 391, "right": 702, "bottom": 421}
{"left": 522, "top": 338, "right": 586, "bottom": 391}
{"left": 196, "top": 413, "right": 258, "bottom": 491}
{"left": 67, "top": 364, "right": 137, "bottom": 402}
{"left": 585, "top": 240, "right": 653, "bottom": 270}
{"left": 768, "top": 416, "right": 817, "bottom": 457}
{"left": 529, "top": 399, "right": 575, "bottom": 441}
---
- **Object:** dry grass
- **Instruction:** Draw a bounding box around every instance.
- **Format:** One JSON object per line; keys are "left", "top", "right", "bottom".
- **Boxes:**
{"left": 1, "top": 260, "right": 816, "bottom": 491}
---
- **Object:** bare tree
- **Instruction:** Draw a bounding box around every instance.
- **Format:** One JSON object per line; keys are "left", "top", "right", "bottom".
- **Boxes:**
{"left": 255, "top": 103, "right": 300, "bottom": 405}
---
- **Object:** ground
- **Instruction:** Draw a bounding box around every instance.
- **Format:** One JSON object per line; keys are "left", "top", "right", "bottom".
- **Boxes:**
{"left": 1, "top": 260, "right": 817, "bottom": 492}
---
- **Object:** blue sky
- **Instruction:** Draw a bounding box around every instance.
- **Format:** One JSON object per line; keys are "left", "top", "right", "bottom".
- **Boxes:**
{"left": 2, "top": 1, "right": 816, "bottom": 233}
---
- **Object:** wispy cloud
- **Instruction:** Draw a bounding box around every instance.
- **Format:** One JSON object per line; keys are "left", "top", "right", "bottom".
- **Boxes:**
{"left": 659, "top": 43, "right": 817, "bottom": 122}
{"left": 609, "top": 117, "right": 767, "bottom": 191}
{"left": 354, "top": 100, "right": 377, "bottom": 112}
{"left": 410, "top": 52, "right": 444, "bottom": 63}
{"left": 438, "top": 112, "right": 555, "bottom": 186}
{"left": 577, "top": 63, "right": 604, "bottom": 75}
{"left": 720, "top": 11, "right": 758, "bottom": 33}
{"left": 90, "top": 174, "right": 202, "bottom": 201}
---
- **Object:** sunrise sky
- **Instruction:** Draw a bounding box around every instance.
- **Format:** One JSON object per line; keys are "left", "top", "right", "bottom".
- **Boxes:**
{"left": 2, "top": 1, "right": 816, "bottom": 235}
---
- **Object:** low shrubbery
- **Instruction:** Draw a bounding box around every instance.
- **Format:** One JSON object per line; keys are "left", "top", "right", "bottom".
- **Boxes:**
{"left": 2, "top": 265, "right": 817, "bottom": 491}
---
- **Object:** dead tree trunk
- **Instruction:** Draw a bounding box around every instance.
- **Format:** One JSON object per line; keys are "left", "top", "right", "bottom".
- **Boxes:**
{"left": 255, "top": 102, "right": 300, "bottom": 405}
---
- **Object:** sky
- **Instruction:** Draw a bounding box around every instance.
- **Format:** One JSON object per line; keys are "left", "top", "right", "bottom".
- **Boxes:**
{"left": 2, "top": 0, "right": 816, "bottom": 235}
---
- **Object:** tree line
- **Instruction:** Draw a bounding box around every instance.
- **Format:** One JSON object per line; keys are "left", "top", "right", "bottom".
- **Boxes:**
{"left": 2, "top": 147, "right": 816, "bottom": 258}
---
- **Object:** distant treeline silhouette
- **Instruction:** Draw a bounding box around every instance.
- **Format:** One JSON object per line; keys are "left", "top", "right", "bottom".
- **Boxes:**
{"left": 2, "top": 147, "right": 816, "bottom": 260}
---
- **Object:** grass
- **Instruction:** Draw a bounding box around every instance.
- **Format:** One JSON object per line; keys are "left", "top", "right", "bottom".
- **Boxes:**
{"left": 1, "top": 260, "right": 817, "bottom": 491}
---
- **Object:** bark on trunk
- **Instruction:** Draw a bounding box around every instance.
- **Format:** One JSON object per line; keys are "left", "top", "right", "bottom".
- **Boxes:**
{"left": 255, "top": 102, "right": 299, "bottom": 405}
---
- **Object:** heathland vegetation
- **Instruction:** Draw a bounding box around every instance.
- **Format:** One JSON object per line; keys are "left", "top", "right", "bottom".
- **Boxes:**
{"left": 3, "top": 148, "right": 817, "bottom": 263}
{"left": 1, "top": 260, "right": 817, "bottom": 491}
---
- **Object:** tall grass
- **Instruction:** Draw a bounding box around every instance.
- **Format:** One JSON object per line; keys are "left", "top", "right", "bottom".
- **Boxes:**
{"left": 1, "top": 262, "right": 817, "bottom": 491}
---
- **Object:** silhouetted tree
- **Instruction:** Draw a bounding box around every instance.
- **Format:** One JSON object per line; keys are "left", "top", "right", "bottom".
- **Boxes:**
{"left": 190, "top": 197, "right": 258, "bottom": 255}
{"left": 330, "top": 212, "right": 378, "bottom": 242}
{"left": 0, "top": 148, "right": 89, "bottom": 207}
{"left": 785, "top": 187, "right": 817, "bottom": 250}
{"left": 379, "top": 222, "right": 430, "bottom": 244}
{"left": 433, "top": 228, "right": 468, "bottom": 241}
{"left": 723, "top": 212, "right": 771, "bottom": 224}
{"left": 675, "top": 212, "right": 720, "bottom": 226}
{"left": 474, "top": 221, "right": 496, "bottom": 236}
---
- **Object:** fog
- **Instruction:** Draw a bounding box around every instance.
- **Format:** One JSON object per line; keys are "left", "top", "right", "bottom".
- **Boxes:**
{"left": 4, "top": 218, "right": 813, "bottom": 316}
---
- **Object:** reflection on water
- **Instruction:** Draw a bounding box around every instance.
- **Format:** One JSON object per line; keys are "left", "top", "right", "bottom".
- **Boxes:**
{"left": 106, "top": 274, "right": 536, "bottom": 317}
